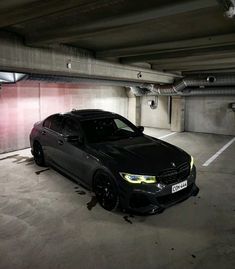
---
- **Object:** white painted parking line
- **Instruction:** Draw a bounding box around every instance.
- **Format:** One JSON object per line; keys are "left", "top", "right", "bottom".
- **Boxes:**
{"left": 158, "top": 132, "right": 176, "bottom": 139}
{"left": 203, "top": 137, "right": 235, "bottom": 167}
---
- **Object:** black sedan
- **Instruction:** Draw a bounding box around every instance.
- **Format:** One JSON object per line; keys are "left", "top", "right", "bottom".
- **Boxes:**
{"left": 30, "top": 109, "right": 199, "bottom": 214}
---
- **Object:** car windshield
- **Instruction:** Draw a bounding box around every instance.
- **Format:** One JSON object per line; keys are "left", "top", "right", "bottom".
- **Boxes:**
{"left": 81, "top": 117, "right": 141, "bottom": 143}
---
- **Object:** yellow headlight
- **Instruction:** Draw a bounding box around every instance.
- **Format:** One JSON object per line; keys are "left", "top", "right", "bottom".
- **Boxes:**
{"left": 190, "top": 156, "right": 194, "bottom": 170}
{"left": 120, "top": 173, "right": 156, "bottom": 184}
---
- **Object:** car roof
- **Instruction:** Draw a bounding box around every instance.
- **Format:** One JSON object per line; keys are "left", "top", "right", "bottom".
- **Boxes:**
{"left": 64, "top": 109, "right": 118, "bottom": 120}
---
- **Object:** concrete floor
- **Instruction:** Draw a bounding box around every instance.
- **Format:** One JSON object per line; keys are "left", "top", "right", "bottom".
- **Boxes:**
{"left": 0, "top": 129, "right": 234, "bottom": 269}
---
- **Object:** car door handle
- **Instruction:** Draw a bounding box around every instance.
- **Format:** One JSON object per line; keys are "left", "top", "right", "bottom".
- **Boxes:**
{"left": 41, "top": 130, "right": 46, "bottom": 135}
{"left": 58, "top": 139, "right": 64, "bottom": 145}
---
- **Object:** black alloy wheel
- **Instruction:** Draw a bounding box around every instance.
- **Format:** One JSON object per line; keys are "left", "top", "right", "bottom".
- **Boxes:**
{"left": 33, "top": 142, "right": 45, "bottom": 167}
{"left": 94, "top": 173, "right": 119, "bottom": 211}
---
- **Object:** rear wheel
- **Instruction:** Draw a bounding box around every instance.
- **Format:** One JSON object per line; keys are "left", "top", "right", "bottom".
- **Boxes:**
{"left": 93, "top": 172, "right": 119, "bottom": 211}
{"left": 33, "top": 142, "right": 45, "bottom": 167}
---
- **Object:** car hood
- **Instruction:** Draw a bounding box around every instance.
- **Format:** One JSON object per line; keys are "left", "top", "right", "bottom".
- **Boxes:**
{"left": 91, "top": 135, "right": 190, "bottom": 174}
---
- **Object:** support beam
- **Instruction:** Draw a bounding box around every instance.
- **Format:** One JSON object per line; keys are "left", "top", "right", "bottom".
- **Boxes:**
{"left": 26, "top": 0, "right": 218, "bottom": 46}
{"left": 0, "top": 32, "right": 176, "bottom": 84}
{"left": 96, "top": 33, "right": 235, "bottom": 58}
{"left": 151, "top": 50, "right": 235, "bottom": 64}
{"left": 121, "top": 45, "right": 235, "bottom": 64}
{"left": 0, "top": 0, "right": 116, "bottom": 28}
{"left": 153, "top": 61, "right": 235, "bottom": 72}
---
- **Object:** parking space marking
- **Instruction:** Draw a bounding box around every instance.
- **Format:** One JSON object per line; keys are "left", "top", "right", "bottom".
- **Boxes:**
{"left": 158, "top": 132, "right": 176, "bottom": 139}
{"left": 202, "top": 137, "right": 235, "bottom": 167}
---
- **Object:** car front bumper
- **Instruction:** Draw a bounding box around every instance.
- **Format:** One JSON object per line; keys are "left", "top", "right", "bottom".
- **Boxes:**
{"left": 117, "top": 165, "right": 199, "bottom": 214}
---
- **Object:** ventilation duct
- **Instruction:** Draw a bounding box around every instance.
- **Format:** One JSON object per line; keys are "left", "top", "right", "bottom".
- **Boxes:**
{"left": 130, "top": 74, "right": 235, "bottom": 96}
{"left": 220, "top": 0, "right": 235, "bottom": 18}
{"left": 129, "top": 86, "right": 152, "bottom": 96}
{"left": 182, "top": 88, "right": 235, "bottom": 96}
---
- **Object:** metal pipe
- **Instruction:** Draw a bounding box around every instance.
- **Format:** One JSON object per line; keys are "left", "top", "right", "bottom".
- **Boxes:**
{"left": 131, "top": 74, "right": 235, "bottom": 96}
{"left": 182, "top": 87, "right": 235, "bottom": 96}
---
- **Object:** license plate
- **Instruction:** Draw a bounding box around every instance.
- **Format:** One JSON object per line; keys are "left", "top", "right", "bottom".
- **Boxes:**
{"left": 172, "top": 180, "right": 187, "bottom": 193}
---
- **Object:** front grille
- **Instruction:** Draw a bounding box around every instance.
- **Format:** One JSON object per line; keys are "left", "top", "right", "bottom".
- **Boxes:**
{"left": 158, "top": 169, "right": 178, "bottom": 184}
{"left": 158, "top": 162, "right": 190, "bottom": 185}
{"left": 178, "top": 162, "right": 190, "bottom": 180}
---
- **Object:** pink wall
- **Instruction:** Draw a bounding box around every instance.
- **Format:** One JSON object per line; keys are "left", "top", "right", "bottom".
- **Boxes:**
{"left": 0, "top": 81, "right": 127, "bottom": 153}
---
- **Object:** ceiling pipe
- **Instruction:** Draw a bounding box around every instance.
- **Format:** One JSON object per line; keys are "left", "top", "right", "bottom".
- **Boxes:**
{"left": 182, "top": 87, "right": 235, "bottom": 96}
{"left": 130, "top": 74, "right": 235, "bottom": 96}
{"left": 218, "top": 0, "right": 235, "bottom": 18}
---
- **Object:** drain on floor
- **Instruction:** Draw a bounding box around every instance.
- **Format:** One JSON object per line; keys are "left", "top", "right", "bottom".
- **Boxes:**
{"left": 35, "top": 168, "right": 50, "bottom": 175}
{"left": 87, "top": 196, "right": 98, "bottom": 210}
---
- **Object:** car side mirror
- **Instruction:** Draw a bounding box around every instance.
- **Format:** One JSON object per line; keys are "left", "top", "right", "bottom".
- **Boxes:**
{"left": 137, "top": 126, "right": 144, "bottom": 133}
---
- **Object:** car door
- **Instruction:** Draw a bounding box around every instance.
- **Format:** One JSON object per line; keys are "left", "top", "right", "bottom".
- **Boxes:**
{"left": 40, "top": 114, "right": 64, "bottom": 165}
{"left": 58, "top": 116, "right": 90, "bottom": 182}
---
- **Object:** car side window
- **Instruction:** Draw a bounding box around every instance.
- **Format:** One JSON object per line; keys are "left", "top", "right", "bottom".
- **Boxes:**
{"left": 43, "top": 116, "right": 52, "bottom": 129}
{"left": 114, "top": 118, "right": 134, "bottom": 133}
{"left": 50, "top": 115, "right": 63, "bottom": 133}
{"left": 62, "top": 117, "right": 81, "bottom": 136}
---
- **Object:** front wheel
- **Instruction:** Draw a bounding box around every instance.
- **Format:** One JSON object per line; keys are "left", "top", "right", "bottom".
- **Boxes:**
{"left": 93, "top": 172, "right": 119, "bottom": 211}
{"left": 33, "top": 142, "right": 45, "bottom": 167}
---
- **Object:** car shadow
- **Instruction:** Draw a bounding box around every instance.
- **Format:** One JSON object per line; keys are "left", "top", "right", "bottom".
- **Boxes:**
{"left": 34, "top": 164, "right": 155, "bottom": 223}
{"left": 0, "top": 154, "right": 34, "bottom": 165}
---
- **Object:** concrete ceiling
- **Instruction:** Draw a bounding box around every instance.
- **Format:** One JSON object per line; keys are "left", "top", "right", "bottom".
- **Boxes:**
{"left": 0, "top": 0, "right": 235, "bottom": 74}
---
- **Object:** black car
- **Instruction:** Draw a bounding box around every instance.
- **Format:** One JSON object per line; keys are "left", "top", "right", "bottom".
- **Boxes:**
{"left": 30, "top": 109, "right": 199, "bottom": 214}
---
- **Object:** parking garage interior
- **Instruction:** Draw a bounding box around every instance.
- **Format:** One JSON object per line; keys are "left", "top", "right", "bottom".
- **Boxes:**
{"left": 0, "top": 1, "right": 235, "bottom": 269}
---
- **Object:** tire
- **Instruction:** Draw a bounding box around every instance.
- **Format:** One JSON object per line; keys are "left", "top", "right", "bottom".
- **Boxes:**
{"left": 93, "top": 172, "right": 119, "bottom": 211}
{"left": 33, "top": 142, "right": 45, "bottom": 167}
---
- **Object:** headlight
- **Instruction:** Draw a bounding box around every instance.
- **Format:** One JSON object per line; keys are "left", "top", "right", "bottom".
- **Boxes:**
{"left": 120, "top": 173, "right": 156, "bottom": 184}
{"left": 190, "top": 156, "right": 194, "bottom": 170}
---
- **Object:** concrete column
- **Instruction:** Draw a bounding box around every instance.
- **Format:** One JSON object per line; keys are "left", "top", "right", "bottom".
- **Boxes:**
{"left": 127, "top": 89, "right": 141, "bottom": 126}
{"left": 171, "top": 96, "right": 185, "bottom": 132}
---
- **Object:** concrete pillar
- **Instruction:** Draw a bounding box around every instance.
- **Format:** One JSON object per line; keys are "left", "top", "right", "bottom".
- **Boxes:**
{"left": 127, "top": 89, "right": 141, "bottom": 126}
{"left": 171, "top": 96, "right": 185, "bottom": 132}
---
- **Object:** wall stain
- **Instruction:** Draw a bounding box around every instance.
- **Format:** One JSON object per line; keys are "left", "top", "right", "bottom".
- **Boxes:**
{"left": 87, "top": 196, "right": 98, "bottom": 210}
{"left": 0, "top": 154, "right": 34, "bottom": 165}
{"left": 35, "top": 168, "right": 50, "bottom": 175}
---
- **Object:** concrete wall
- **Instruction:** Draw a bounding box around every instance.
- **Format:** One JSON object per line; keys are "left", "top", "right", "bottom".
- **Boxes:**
{"left": 140, "top": 95, "right": 170, "bottom": 129}
{"left": 185, "top": 96, "right": 235, "bottom": 135}
{"left": 0, "top": 81, "right": 128, "bottom": 153}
